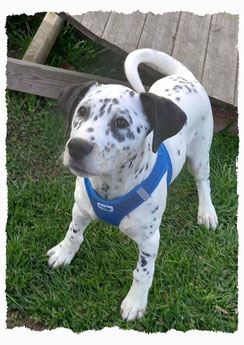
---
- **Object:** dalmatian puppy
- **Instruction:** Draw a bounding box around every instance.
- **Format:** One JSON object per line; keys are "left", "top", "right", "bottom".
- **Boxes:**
{"left": 47, "top": 48, "right": 218, "bottom": 321}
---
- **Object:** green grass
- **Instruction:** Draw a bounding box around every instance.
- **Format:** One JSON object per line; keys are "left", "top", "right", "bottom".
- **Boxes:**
{"left": 6, "top": 14, "right": 238, "bottom": 333}
{"left": 6, "top": 90, "right": 238, "bottom": 333}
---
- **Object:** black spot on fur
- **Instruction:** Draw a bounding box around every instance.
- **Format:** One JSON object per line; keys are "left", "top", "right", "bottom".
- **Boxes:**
{"left": 73, "top": 119, "right": 82, "bottom": 129}
{"left": 137, "top": 127, "right": 141, "bottom": 134}
{"left": 140, "top": 256, "right": 147, "bottom": 267}
{"left": 179, "top": 77, "right": 188, "bottom": 82}
{"left": 87, "top": 127, "right": 94, "bottom": 132}
{"left": 184, "top": 85, "right": 192, "bottom": 93}
{"left": 178, "top": 149, "right": 180, "bottom": 156}
{"left": 107, "top": 103, "right": 113, "bottom": 113}
{"left": 142, "top": 252, "right": 151, "bottom": 257}
{"left": 112, "top": 98, "right": 119, "bottom": 104}
{"left": 172, "top": 85, "right": 182, "bottom": 92}
{"left": 126, "top": 128, "right": 135, "bottom": 140}
{"left": 127, "top": 114, "right": 133, "bottom": 124}
{"left": 101, "top": 183, "right": 109, "bottom": 192}
{"left": 112, "top": 130, "right": 125, "bottom": 143}
{"left": 139, "top": 167, "right": 144, "bottom": 174}
{"left": 151, "top": 206, "right": 159, "bottom": 214}
{"left": 99, "top": 103, "right": 107, "bottom": 117}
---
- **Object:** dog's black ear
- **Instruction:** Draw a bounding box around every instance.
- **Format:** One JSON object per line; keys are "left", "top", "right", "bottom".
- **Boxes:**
{"left": 140, "top": 92, "right": 187, "bottom": 153}
{"left": 58, "top": 81, "right": 97, "bottom": 134}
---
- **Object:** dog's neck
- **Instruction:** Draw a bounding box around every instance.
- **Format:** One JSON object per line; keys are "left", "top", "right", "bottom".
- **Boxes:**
{"left": 89, "top": 138, "right": 157, "bottom": 200}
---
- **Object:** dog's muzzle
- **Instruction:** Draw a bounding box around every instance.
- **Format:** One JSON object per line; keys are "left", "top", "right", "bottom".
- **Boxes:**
{"left": 68, "top": 138, "right": 94, "bottom": 161}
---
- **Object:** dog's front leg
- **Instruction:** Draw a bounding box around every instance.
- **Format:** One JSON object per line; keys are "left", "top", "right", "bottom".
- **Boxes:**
{"left": 46, "top": 202, "right": 92, "bottom": 268}
{"left": 121, "top": 229, "right": 160, "bottom": 321}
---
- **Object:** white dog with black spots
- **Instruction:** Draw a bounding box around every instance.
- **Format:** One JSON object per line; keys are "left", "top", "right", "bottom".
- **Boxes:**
{"left": 47, "top": 48, "right": 218, "bottom": 321}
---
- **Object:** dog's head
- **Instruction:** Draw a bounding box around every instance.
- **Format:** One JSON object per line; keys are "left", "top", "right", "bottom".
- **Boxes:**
{"left": 59, "top": 82, "right": 186, "bottom": 177}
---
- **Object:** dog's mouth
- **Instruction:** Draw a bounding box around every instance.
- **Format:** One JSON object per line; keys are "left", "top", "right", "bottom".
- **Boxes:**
{"left": 67, "top": 164, "right": 95, "bottom": 177}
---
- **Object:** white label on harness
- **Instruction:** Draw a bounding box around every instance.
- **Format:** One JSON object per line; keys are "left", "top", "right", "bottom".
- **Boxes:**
{"left": 97, "top": 202, "right": 114, "bottom": 212}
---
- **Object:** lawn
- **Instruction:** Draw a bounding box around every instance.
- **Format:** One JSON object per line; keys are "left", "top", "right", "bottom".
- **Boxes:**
{"left": 5, "top": 14, "right": 238, "bottom": 333}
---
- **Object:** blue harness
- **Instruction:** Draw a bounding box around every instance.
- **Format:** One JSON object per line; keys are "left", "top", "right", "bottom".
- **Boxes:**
{"left": 84, "top": 143, "right": 172, "bottom": 226}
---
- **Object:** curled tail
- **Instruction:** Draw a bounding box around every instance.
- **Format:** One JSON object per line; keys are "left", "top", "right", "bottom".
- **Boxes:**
{"left": 124, "top": 48, "right": 196, "bottom": 93}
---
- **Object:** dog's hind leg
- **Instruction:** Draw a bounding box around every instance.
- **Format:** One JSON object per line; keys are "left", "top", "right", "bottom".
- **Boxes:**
{"left": 186, "top": 111, "right": 218, "bottom": 230}
{"left": 46, "top": 202, "right": 92, "bottom": 268}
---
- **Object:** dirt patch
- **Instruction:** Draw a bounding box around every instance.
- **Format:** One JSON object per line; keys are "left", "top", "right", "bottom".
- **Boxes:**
{"left": 6, "top": 310, "right": 48, "bottom": 331}
{"left": 212, "top": 104, "right": 238, "bottom": 135}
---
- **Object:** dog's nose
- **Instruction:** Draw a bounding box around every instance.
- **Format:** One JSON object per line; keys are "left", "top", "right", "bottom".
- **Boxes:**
{"left": 68, "top": 138, "right": 94, "bottom": 160}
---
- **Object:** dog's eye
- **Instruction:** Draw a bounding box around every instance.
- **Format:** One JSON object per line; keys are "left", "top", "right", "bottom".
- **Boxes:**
{"left": 113, "top": 118, "right": 129, "bottom": 129}
{"left": 77, "top": 106, "right": 87, "bottom": 117}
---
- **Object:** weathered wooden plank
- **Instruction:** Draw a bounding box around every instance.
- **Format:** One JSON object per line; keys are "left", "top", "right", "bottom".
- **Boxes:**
{"left": 6, "top": 58, "right": 131, "bottom": 99}
{"left": 202, "top": 13, "right": 239, "bottom": 106}
{"left": 172, "top": 12, "right": 211, "bottom": 81}
{"left": 69, "top": 12, "right": 111, "bottom": 38}
{"left": 137, "top": 12, "right": 181, "bottom": 55}
{"left": 23, "top": 12, "right": 65, "bottom": 64}
{"left": 102, "top": 11, "right": 146, "bottom": 54}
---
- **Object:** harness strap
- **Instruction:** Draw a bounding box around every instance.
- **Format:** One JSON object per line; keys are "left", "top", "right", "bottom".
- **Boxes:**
{"left": 84, "top": 143, "right": 172, "bottom": 226}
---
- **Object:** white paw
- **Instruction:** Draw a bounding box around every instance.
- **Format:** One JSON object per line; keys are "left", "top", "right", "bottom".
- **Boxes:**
{"left": 120, "top": 291, "right": 147, "bottom": 321}
{"left": 198, "top": 205, "right": 218, "bottom": 230}
{"left": 46, "top": 240, "right": 77, "bottom": 268}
